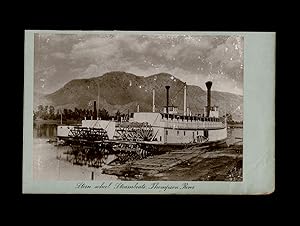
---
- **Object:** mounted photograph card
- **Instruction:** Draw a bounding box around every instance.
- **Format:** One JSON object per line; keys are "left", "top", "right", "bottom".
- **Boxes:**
{"left": 23, "top": 31, "right": 275, "bottom": 194}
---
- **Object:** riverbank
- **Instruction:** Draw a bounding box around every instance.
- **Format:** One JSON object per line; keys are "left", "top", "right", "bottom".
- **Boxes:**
{"left": 102, "top": 144, "right": 242, "bottom": 181}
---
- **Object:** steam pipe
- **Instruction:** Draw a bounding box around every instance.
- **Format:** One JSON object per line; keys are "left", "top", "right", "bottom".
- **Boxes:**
{"left": 165, "top": 86, "right": 170, "bottom": 114}
{"left": 205, "top": 81, "right": 212, "bottom": 117}
{"left": 93, "top": 100, "right": 97, "bottom": 119}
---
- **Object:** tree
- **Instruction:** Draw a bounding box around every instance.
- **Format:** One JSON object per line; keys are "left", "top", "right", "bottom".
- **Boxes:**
{"left": 38, "top": 105, "right": 44, "bottom": 112}
{"left": 63, "top": 109, "right": 68, "bottom": 119}
{"left": 115, "top": 110, "right": 121, "bottom": 121}
{"left": 55, "top": 109, "right": 61, "bottom": 120}
{"left": 49, "top": 106, "right": 55, "bottom": 119}
{"left": 40, "top": 105, "right": 48, "bottom": 120}
{"left": 68, "top": 109, "right": 73, "bottom": 120}
{"left": 33, "top": 111, "right": 37, "bottom": 120}
{"left": 99, "top": 108, "right": 110, "bottom": 120}
{"left": 36, "top": 105, "right": 44, "bottom": 119}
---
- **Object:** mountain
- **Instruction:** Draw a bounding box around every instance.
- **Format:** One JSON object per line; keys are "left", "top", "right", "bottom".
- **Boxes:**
{"left": 37, "top": 71, "right": 243, "bottom": 121}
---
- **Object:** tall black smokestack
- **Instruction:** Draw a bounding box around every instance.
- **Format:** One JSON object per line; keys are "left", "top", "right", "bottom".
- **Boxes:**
{"left": 205, "top": 81, "right": 212, "bottom": 117}
{"left": 93, "top": 100, "right": 97, "bottom": 119}
{"left": 165, "top": 85, "right": 170, "bottom": 114}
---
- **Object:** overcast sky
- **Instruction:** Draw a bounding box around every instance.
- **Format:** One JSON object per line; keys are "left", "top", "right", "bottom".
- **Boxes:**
{"left": 34, "top": 33, "right": 243, "bottom": 95}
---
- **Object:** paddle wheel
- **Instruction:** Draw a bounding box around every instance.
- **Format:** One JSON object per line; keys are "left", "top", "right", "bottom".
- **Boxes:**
{"left": 62, "top": 124, "right": 158, "bottom": 166}
{"left": 114, "top": 122, "right": 155, "bottom": 141}
{"left": 68, "top": 126, "right": 109, "bottom": 142}
{"left": 66, "top": 127, "right": 112, "bottom": 167}
{"left": 112, "top": 122, "right": 158, "bottom": 163}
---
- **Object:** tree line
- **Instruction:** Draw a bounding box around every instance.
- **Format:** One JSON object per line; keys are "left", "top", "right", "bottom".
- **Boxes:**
{"left": 33, "top": 105, "right": 127, "bottom": 121}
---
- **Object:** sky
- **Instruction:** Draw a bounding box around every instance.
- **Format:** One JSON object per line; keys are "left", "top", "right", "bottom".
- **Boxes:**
{"left": 34, "top": 33, "right": 244, "bottom": 95}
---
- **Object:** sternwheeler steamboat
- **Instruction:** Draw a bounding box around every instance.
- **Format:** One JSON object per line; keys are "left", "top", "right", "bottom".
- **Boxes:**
{"left": 56, "top": 81, "right": 227, "bottom": 165}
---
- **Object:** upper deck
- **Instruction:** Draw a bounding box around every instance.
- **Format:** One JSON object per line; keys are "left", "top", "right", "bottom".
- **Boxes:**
{"left": 129, "top": 112, "right": 225, "bottom": 130}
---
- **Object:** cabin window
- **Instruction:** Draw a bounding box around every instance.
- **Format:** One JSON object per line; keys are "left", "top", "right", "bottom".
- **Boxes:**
{"left": 184, "top": 131, "right": 186, "bottom": 136}
{"left": 177, "top": 130, "right": 179, "bottom": 136}
{"left": 160, "top": 136, "right": 162, "bottom": 141}
{"left": 166, "top": 130, "right": 168, "bottom": 135}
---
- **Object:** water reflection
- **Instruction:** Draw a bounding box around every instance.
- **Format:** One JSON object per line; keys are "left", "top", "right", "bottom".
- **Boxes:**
{"left": 33, "top": 123, "right": 57, "bottom": 138}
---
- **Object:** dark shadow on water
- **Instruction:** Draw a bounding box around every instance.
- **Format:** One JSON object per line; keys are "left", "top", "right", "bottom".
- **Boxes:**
{"left": 33, "top": 123, "right": 57, "bottom": 138}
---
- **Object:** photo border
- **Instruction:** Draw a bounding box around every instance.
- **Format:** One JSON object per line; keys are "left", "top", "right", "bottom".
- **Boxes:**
{"left": 23, "top": 31, "right": 275, "bottom": 194}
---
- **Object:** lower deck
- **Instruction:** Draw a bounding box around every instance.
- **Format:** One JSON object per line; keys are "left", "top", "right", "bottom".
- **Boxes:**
{"left": 57, "top": 119, "right": 227, "bottom": 146}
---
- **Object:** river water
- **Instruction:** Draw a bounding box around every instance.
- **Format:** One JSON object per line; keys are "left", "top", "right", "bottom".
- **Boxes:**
{"left": 33, "top": 123, "right": 119, "bottom": 181}
{"left": 32, "top": 122, "right": 243, "bottom": 181}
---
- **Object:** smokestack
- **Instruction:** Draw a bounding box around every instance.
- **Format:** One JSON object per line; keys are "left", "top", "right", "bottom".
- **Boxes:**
{"left": 165, "top": 86, "right": 170, "bottom": 114}
{"left": 183, "top": 83, "right": 187, "bottom": 116}
{"left": 205, "top": 81, "right": 212, "bottom": 117}
{"left": 152, "top": 89, "right": 155, "bottom": 112}
{"left": 93, "top": 101, "right": 97, "bottom": 119}
{"left": 137, "top": 104, "right": 140, "bottom": 112}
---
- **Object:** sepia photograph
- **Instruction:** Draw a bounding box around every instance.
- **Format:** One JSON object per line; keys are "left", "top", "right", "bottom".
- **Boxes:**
{"left": 23, "top": 30, "right": 275, "bottom": 194}
{"left": 32, "top": 32, "right": 243, "bottom": 182}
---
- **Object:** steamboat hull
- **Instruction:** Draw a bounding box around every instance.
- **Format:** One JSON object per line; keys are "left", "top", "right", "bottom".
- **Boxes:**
{"left": 57, "top": 127, "right": 227, "bottom": 153}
